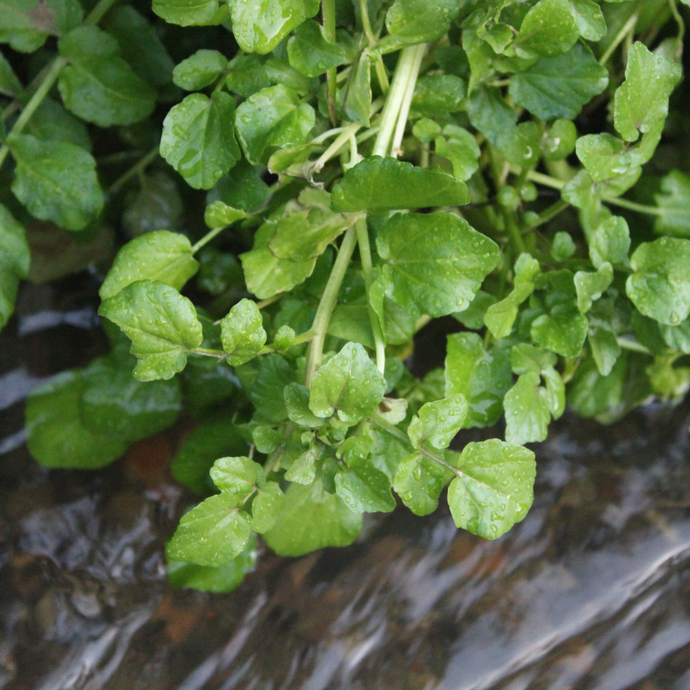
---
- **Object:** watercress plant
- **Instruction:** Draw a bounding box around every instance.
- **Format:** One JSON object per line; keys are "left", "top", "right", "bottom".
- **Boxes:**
{"left": 6, "top": 0, "right": 689, "bottom": 593}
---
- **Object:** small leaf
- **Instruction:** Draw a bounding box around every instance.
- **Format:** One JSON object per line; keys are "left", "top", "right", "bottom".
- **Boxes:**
{"left": 569, "top": 0, "right": 606, "bottom": 41}
{"left": 510, "top": 42, "right": 608, "bottom": 120}
{"left": 204, "top": 201, "right": 247, "bottom": 230}
{"left": 504, "top": 371, "right": 550, "bottom": 446}
{"left": 309, "top": 342, "right": 386, "bottom": 424}
{"left": 393, "top": 451, "right": 450, "bottom": 516}
{"left": 173, "top": 49, "right": 228, "bottom": 90}
{"left": 335, "top": 458, "right": 396, "bottom": 513}
{"left": 626, "top": 237, "right": 690, "bottom": 325}
{"left": 376, "top": 211, "right": 500, "bottom": 318}
{"left": 447, "top": 439, "right": 535, "bottom": 539}
{"left": 344, "top": 50, "right": 373, "bottom": 127}
{"left": 654, "top": 170, "right": 690, "bottom": 238}
{"left": 0, "top": 203, "right": 29, "bottom": 330}
{"left": 284, "top": 382, "right": 327, "bottom": 428}
{"left": 210, "top": 456, "right": 264, "bottom": 495}
{"left": 220, "top": 298, "right": 267, "bottom": 366}
{"left": 166, "top": 494, "right": 251, "bottom": 566}
{"left": 331, "top": 156, "right": 468, "bottom": 213}
{"left": 99, "top": 230, "right": 199, "bottom": 300}
{"left": 284, "top": 442, "right": 321, "bottom": 485}
{"left": 251, "top": 482, "right": 285, "bottom": 533}
{"left": 514, "top": 0, "right": 580, "bottom": 58}
{"left": 161, "top": 91, "right": 241, "bottom": 190}
{"left": 249, "top": 354, "right": 296, "bottom": 422}
{"left": 411, "top": 75, "right": 466, "bottom": 118}
{"left": 26, "top": 370, "right": 127, "bottom": 469}
{"left": 58, "top": 26, "right": 156, "bottom": 127}
{"left": 287, "top": 19, "right": 348, "bottom": 78}
{"left": 235, "top": 84, "right": 315, "bottom": 165}
{"left": 7, "top": 132, "right": 103, "bottom": 231}
{"left": 382, "top": 0, "right": 460, "bottom": 50}
{"left": 435, "top": 126, "right": 480, "bottom": 181}
{"left": 574, "top": 262, "right": 613, "bottom": 314}
{"left": 153, "top": 0, "right": 221, "bottom": 26}
{"left": 263, "top": 478, "right": 362, "bottom": 557}
{"left": 407, "top": 394, "right": 468, "bottom": 450}
{"left": 98, "top": 280, "right": 203, "bottom": 381}
{"left": 230, "top": 0, "right": 320, "bottom": 54}
{"left": 614, "top": 42, "right": 682, "bottom": 143}
{"left": 26, "top": 98, "right": 91, "bottom": 149}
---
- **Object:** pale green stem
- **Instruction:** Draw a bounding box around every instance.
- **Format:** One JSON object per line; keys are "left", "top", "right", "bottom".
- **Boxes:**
{"left": 372, "top": 46, "right": 422, "bottom": 158}
{"left": 525, "top": 169, "right": 564, "bottom": 190}
{"left": 84, "top": 0, "right": 120, "bottom": 24}
{"left": 191, "top": 224, "right": 227, "bottom": 253}
{"left": 355, "top": 217, "right": 386, "bottom": 372}
{"left": 108, "top": 146, "right": 159, "bottom": 194}
{"left": 359, "top": 0, "right": 377, "bottom": 46}
{"left": 305, "top": 226, "right": 359, "bottom": 387}
{"left": 323, "top": 0, "right": 338, "bottom": 124}
{"left": 617, "top": 337, "right": 652, "bottom": 355}
{"left": 668, "top": 0, "right": 685, "bottom": 43}
{"left": 313, "top": 122, "right": 361, "bottom": 173}
{"left": 390, "top": 43, "right": 426, "bottom": 158}
{"left": 599, "top": 12, "right": 638, "bottom": 66}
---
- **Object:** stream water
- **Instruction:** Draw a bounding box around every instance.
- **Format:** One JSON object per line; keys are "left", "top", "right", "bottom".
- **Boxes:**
{"left": 2, "top": 279, "right": 690, "bottom": 690}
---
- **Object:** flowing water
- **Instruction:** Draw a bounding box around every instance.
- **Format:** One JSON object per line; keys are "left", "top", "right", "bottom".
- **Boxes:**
{"left": 2, "top": 279, "right": 690, "bottom": 690}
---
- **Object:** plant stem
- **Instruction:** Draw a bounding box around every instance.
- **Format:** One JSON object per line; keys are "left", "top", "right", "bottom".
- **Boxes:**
{"left": 305, "top": 226, "right": 358, "bottom": 387}
{"left": 323, "top": 0, "right": 338, "bottom": 125}
{"left": 191, "top": 224, "right": 227, "bottom": 253}
{"left": 599, "top": 12, "right": 638, "bottom": 66}
{"left": 355, "top": 217, "right": 386, "bottom": 372}
{"left": 313, "top": 122, "right": 361, "bottom": 173}
{"left": 390, "top": 43, "right": 425, "bottom": 158}
{"left": 107, "top": 146, "right": 159, "bottom": 194}
{"left": 359, "top": 0, "right": 377, "bottom": 46}
{"left": 605, "top": 196, "right": 664, "bottom": 216}
{"left": 372, "top": 46, "right": 422, "bottom": 158}
{"left": 505, "top": 209, "right": 527, "bottom": 254}
{"left": 617, "top": 337, "right": 652, "bottom": 355}
{"left": 668, "top": 0, "right": 685, "bottom": 44}
{"left": 84, "top": 0, "right": 120, "bottom": 24}
{"left": 528, "top": 199, "right": 570, "bottom": 230}
{"left": 525, "top": 170, "right": 565, "bottom": 190}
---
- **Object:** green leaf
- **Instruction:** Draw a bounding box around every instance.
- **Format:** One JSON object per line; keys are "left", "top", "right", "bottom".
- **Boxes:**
{"left": 26, "top": 98, "right": 91, "bottom": 150}
{"left": 172, "top": 418, "right": 248, "bottom": 495}
{"left": 167, "top": 494, "right": 251, "bottom": 566}
{"left": 210, "top": 455, "right": 264, "bottom": 495}
{"left": 376, "top": 211, "right": 500, "bottom": 318}
{"left": 447, "top": 440, "right": 536, "bottom": 539}
{"left": 204, "top": 201, "right": 247, "bottom": 230}
{"left": 514, "top": 0, "right": 580, "bottom": 58}
{"left": 250, "top": 354, "right": 297, "bottom": 422}
{"left": 153, "top": 0, "right": 220, "bottom": 26}
{"left": 236, "top": 84, "right": 315, "bottom": 165}
{"left": 541, "top": 119, "right": 578, "bottom": 161}
{"left": 0, "top": 0, "right": 82, "bottom": 53}
{"left": 435, "top": 126, "right": 481, "bottom": 182}
{"left": 654, "top": 170, "right": 690, "bottom": 238}
{"left": 509, "top": 42, "right": 608, "bottom": 120}
{"left": 485, "top": 253, "right": 540, "bottom": 339}
{"left": 576, "top": 133, "right": 641, "bottom": 182}
{"left": 208, "top": 159, "right": 270, "bottom": 212}
{"left": 104, "top": 5, "right": 174, "bottom": 88}
{"left": 551, "top": 231, "right": 576, "bottom": 261}
{"left": 251, "top": 482, "right": 285, "bottom": 533}
{"left": 407, "top": 394, "right": 468, "bottom": 450}
{"left": 26, "top": 370, "right": 127, "bottom": 469}
{"left": 393, "top": 451, "right": 450, "bottom": 516}
{"left": 224, "top": 54, "right": 271, "bottom": 98}
{"left": 98, "top": 280, "right": 203, "bottom": 381}
{"left": 445, "top": 333, "right": 512, "bottom": 428}
{"left": 58, "top": 26, "right": 156, "bottom": 127}
{"left": 284, "top": 382, "right": 327, "bottom": 428}
{"left": 287, "top": 19, "right": 348, "bottom": 78}
{"left": 309, "top": 342, "right": 386, "bottom": 424}
{"left": 574, "top": 262, "right": 613, "bottom": 314}
{"left": 0, "top": 203, "right": 29, "bottom": 330}
{"left": 99, "top": 230, "right": 199, "bottom": 300}
{"left": 173, "top": 49, "right": 228, "bottom": 90}
{"left": 614, "top": 42, "right": 681, "bottom": 143}
{"left": 0, "top": 49, "right": 22, "bottom": 96}
{"left": 161, "top": 91, "right": 241, "bottom": 190}
{"left": 503, "top": 371, "right": 550, "bottom": 445}
{"left": 411, "top": 75, "right": 466, "bottom": 118}
{"left": 331, "top": 157, "right": 469, "bottom": 213}
{"left": 269, "top": 190, "right": 352, "bottom": 261}
{"left": 220, "top": 298, "right": 267, "bottom": 366}
{"left": 168, "top": 535, "right": 257, "bottom": 593}
{"left": 263, "top": 478, "right": 362, "bottom": 556}
{"left": 569, "top": 0, "right": 607, "bottom": 40}
{"left": 382, "top": 0, "right": 460, "bottom": 50}
{"left": 80, "top": 355, "right": 181, "bottom": 443}
{"left": 284, "top": 442, "right": 321, "bottom": 484}
{"left": 344, "top": 50, "right": 373, "bottom": 127}
{"left": 626, "top": 237, "right": 690, "bottom": 326}
{"left": 123, "top": 172, "right": 183, "bottom": 237}
{"left": 230, "top": 0, "right": 320, "bottom": 54}
{"left": 335, "top": 457, "right": 396, "bottom": 513}
{"left": 7, "top": 132, "right": 103, "bottom": 231}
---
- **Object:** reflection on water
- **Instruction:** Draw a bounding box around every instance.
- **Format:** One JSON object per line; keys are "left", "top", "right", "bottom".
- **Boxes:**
{"left": 2, "top": 281, "right": 690, "bottom": 690}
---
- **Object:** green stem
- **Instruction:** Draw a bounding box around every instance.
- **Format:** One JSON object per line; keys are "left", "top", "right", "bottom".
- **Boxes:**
{"left": 372, "top": 46, "right": 422, "bottom": 158}
{"left": 599, "top": 12, "right": 638, "bottom": 66}
{"left": 305, "top": 226, "right": 359, "bottom": 387}
{"left": 374, "top": 58, "right": 390, "bottom": 94}
{"left": 312, "top": 122, "right": 361, "bottom": 173}
{"left": 525, "top": 170, "right": 564, "bottom": 190}
{"left": 371, "top": 414, "right": 460, "bottom": 476}
{"left": 84, "top": 0, "right": 120, "bottom": 24}
{"left": 359, "top": 0, "right": 377, "bottom": 46}
{"left": 323, "top": 0, "right": 338, "bottom": 125}
{"left": 668, "top": 0, "right": 685, "bottom": 44}
{"left": 355, "top": 217, "right": 386, "bottom": 372}
{"left": 617, "top": 337, "right": 653, "bottom": 355}
{"left": 605, "top": 196, "right": 664, "bottom": 216}
{"left": 390, "top": 43, "right": 426, "bottom": 158}
{"left": 528, "top": 199, "right": 570, "bottom": 230}
{"left": 191, "top": 224, "right": 227, "bottom": 253}
{"left": 107, "top": 146, "right": 159, "bottom": 194}
{"left": 505, "top": 209, "right": 527, "bottom": 255}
